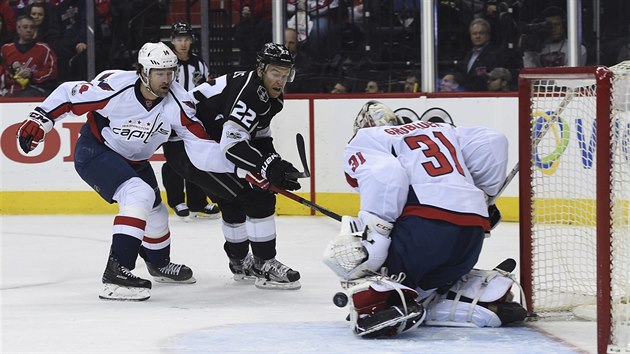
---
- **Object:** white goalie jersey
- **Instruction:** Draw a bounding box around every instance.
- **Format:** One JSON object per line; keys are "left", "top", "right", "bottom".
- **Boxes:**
{"left": 344, "top": 121, "right": 508, "bottom": 228}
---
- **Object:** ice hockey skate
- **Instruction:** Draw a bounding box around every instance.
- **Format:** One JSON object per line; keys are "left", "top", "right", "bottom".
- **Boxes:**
{"left": 174, "top": 203, "right": 190, "bottom": 221}
{"left": 251, "top": 256, "right": 301, "bottom": 290}
{"left": 99, "top": 256, "right": 152, "bottom": 301}
{"left": 191, "top": 204, "right": 221, "bottom": 219}
{"left": 228, "top": 253, "right": 257, "bottom": 282}
{"left": 145, "top": 261, "right": 196, "bottom": 284}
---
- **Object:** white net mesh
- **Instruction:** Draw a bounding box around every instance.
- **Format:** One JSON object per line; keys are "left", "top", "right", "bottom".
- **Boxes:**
{"left": 524, "top": 64, "right": 630, "bottom": 352}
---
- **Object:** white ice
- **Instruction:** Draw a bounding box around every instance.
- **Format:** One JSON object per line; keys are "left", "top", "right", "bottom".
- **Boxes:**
{"left": 1, "top": 216, "right": 596, "bottom": 353}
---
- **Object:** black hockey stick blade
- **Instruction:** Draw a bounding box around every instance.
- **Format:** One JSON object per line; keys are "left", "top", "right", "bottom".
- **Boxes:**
{"left": 494, "top": 258, "right": 516, "bottom": 273}
{"left": 295, "top": 133, "right": 310, "bottom": 178}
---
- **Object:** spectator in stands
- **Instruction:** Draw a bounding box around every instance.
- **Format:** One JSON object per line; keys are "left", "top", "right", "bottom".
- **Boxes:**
{"left": 284, "top": 27, "right": 315, "bottom": 93}
{"left": 455, "top": 18, "right": 513, "bottom": 91}
{"left": 0, "top": 15, "right": 57, "bottom": 96}
{"left": 29, "top": 3, "right": 61, "bottom": 50}
{"left": 486, "top": 67, "right": 511, "bottom": 92}
{"left": 162, "top": 21, "right": 220, "bottom": 221}
{"left": 56, "top": 0, "right": 87, "bottom": 81}
{"left": 438, "top": 72, "right": 465, "bottom": 92}
{"left": 522, "top": 6, "right": 587, "bottom": 67}
{"left": 292, "top": 0, "right": 340, "bottom": 61}
{"left": 286, "top": 0, "right": 310, "bottom": 42}
{"left": 0, "top": 9, "right": 15, "bottom": 48}
{"left": 331, "top": 81, "right": 349, "bottom": 93}
{"left": 285, "top": 28, "right": 313, "bottom": 73}
{"left": 403, "top": 74, "right": 419, "bottom": 93}
{"left": 365, "top": 80, "right": 382, "bottom": 93}
{"left": 94, "top": 0, "right": 113, "bottom": 74}
{"left": 0, "top": 0, "right": 16, "bottom": 36}
{"left": 233, "top": 1, "right": 272, "bottom": 70}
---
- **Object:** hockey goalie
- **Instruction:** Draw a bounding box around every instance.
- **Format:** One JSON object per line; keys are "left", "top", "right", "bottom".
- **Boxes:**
{"left": 323, "top": 101, "right": 527, "bottom": 337}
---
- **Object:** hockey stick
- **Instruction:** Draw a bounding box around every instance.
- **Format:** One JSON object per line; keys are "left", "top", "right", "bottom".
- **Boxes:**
{"left": 488, "top": 87, "right": 577, "bottom": 205}
{"left": 246, "top": 173, "right": 342, "bottom": 222}
{"left": 294, "top": 133, "right": 311, "bottom": 178}
{"left": 286, "top": 133, "right": 310, "bottom": 179}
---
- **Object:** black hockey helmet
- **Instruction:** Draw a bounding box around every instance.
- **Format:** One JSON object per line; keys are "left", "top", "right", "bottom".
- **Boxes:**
{"left": 171, "top": 21, "right": 193, "bottom": 38}
{"left": 256, "top": 43, "right": 295, "bottom": 82}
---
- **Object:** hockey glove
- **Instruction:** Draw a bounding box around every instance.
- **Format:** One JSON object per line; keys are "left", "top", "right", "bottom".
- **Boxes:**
{"left": 488, "top": 204, "right": 502, "bottom": 230}
{"left": 258, "top": 153, "right": 301, "bottom": 191}
{"left": 17, "top": 110, "right": 54, "bottom": 153}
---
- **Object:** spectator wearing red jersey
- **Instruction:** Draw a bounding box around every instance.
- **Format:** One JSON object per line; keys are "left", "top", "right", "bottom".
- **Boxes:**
{"left": 1, "top": 15, "right": 57, "bottom": 96}
{"left": 0, "top": 0, "right": 15, "bottom": 34}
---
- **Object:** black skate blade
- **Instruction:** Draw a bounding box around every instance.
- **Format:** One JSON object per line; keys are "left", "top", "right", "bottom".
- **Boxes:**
{"left": 494, "top": 258, "right": 516, "bottom": 273}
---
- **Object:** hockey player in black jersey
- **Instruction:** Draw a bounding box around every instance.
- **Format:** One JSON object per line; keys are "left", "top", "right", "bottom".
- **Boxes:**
{"left": 165, "top": 43, "right": 303, "bottom": 290}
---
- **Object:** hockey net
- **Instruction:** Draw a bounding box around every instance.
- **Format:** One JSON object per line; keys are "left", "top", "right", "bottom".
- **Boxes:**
{"left": 519, "top": 64, "right": 630, "bottom": 354}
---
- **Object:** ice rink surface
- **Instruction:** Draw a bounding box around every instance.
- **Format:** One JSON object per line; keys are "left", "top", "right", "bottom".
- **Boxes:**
{"left": 1, "top": 215, "right": 596, "bottom": 353}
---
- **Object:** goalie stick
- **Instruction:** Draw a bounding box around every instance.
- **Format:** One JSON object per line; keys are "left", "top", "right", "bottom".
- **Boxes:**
{"left": 488, "top": 87, "right": 577, "bottom": 205}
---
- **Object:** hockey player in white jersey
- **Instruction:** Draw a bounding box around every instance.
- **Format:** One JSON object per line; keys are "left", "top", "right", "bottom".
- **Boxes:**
{"left": 324, "top": 101, "right": 525, "bottom": 336}
{"left": 16, "top": 42, "right": 236, "bottom": 301}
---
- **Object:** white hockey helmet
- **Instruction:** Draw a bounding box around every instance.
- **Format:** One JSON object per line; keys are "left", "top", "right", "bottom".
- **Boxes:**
{"left": 137, "top": 42, "right": 178, "bottom": 78}
{"left": 418, "top": 107, "right": 455, "bottom": 125}
{"left": 353, "top": 100, "right": 401, "bottom": 133}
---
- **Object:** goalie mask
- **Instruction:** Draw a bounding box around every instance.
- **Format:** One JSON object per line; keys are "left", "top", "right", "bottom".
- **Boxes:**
{"left": 418, "top": 107, "right": 455, "bottom": 126}
{"left": 353, "top": 101, "right": 401, "bottom": 133}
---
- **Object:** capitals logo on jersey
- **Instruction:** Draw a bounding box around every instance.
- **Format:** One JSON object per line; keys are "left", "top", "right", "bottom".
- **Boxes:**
{"left": 71, "top": 82, "right": 93, "bottom": 95}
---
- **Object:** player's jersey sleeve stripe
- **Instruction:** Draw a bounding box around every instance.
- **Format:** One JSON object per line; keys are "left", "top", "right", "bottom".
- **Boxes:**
{"left": 345, "top": 172, "right": 358, "bottom": 188}
{"left": 48, "top": 100, "right": 110, "bottom": 119}
{"left": 180, "top": 110, "right": 209, "bottom": 139}
{"left": 46, "top": 84, "right": 133, "bottom": 119}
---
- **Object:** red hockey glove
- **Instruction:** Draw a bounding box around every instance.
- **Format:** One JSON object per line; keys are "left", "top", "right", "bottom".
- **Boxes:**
{"left": 17, "top": 110, "right": 54, "bottom": 153}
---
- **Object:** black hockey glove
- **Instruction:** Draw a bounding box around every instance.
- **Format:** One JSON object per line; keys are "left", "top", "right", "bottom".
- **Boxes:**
{"left": 488, "top": 204, "right": 502, "bottom": 230}
{"left": 258, "top": 153, "right": 301, "bottom": 191}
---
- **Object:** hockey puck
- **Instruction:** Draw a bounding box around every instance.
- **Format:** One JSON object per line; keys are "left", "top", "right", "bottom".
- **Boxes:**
{"left": 332, "top": 292, "right": 348, "bottom": 307}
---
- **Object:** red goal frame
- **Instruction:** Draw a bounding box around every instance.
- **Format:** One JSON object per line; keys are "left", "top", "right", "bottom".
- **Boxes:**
{"left": 518, "top": 66, "right": 614, "bottom": 354}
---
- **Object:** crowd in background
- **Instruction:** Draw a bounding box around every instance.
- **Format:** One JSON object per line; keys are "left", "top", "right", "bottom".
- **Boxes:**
{"left": 1, "top": 0, "right": 630, "bottom": 96}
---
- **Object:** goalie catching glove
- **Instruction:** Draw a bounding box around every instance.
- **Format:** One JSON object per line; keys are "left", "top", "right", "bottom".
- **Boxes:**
{"left": 257, "top": 153, "right": 301, "bottom": 191}
{"left": 323, "top": 211, "right": 392, "bottom": 280}
{"left": 16, "top": 109, "right": 54, "bottom": 153}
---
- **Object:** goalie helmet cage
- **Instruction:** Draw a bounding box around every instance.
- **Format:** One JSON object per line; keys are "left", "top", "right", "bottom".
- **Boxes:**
{"left": 518, "top": 64, "right": 630, "bottom": 354}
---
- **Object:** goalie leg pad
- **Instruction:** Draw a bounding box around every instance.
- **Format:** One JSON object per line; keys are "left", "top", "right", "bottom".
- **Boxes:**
{"left": 348, "top": 276, "right": 425, "bottom": 337}
{"left": 423, "top": 266, "right": 527, "bottom": 327}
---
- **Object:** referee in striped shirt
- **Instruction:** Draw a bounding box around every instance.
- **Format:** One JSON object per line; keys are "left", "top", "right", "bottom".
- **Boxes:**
{"left": 161, "top": 21, "right": 220, "bottom": 220}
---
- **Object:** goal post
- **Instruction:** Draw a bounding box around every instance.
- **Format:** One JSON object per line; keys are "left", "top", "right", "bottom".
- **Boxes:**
{"left": 518, "top": 65, "right": 630, "bottom": 354}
